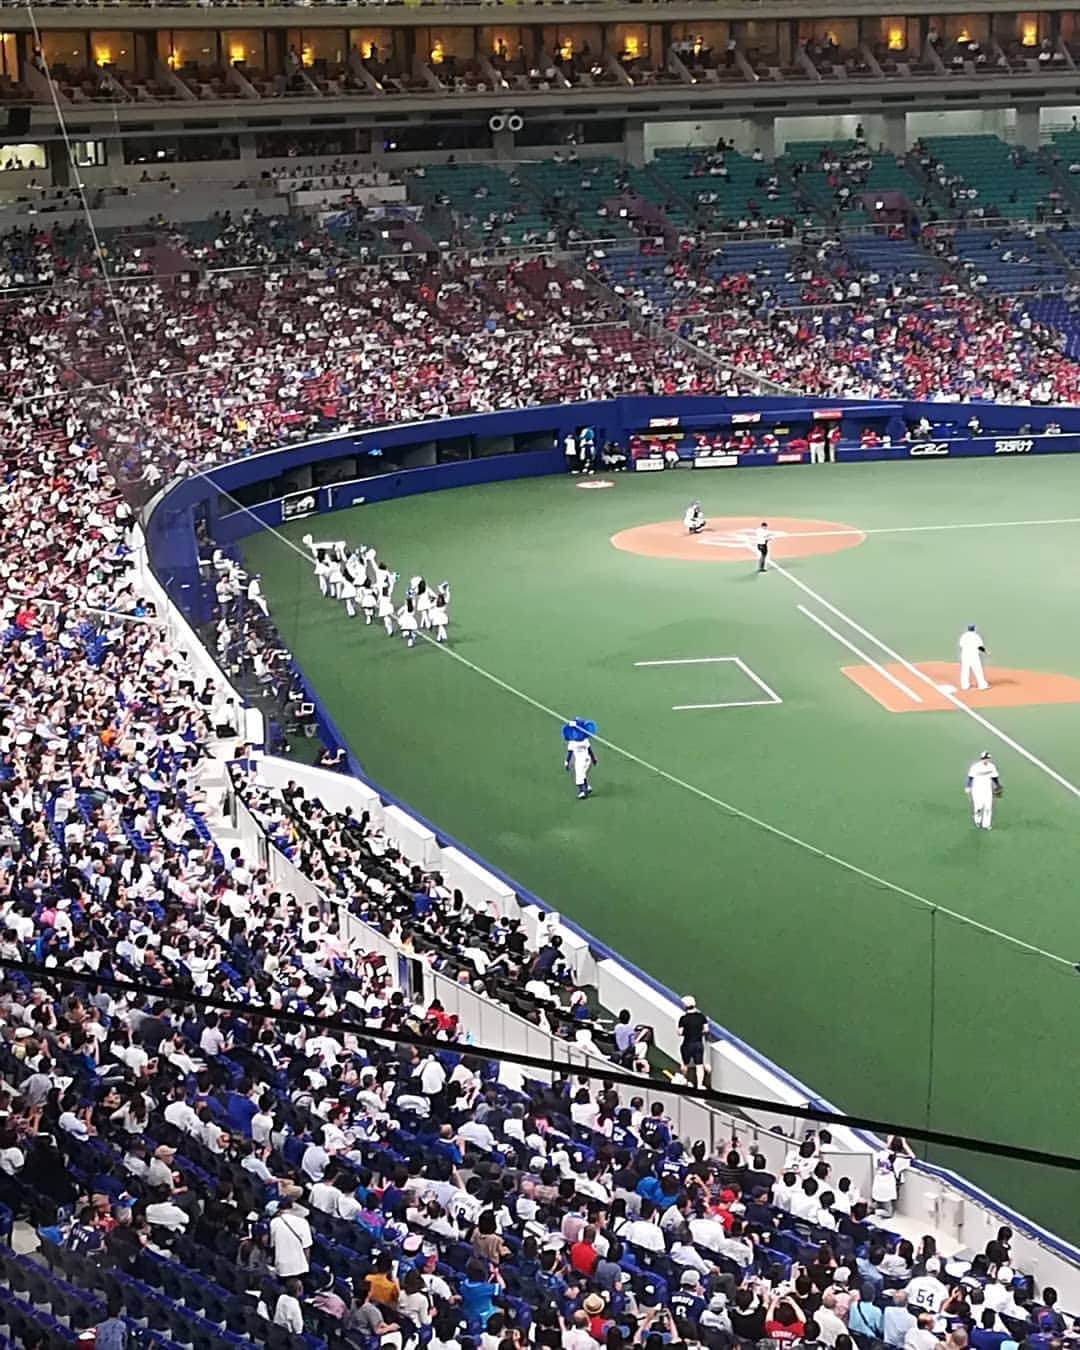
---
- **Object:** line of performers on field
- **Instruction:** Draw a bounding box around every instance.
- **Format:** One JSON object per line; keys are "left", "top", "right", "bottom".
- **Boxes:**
{"left": 302, "top": 534, "right": 450, "bottom": 648}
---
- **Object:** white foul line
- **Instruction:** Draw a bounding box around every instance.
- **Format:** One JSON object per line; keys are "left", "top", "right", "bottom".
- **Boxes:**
{"left": 421, "top": 632, "right": 1074, "bottom": 969}
{"left": 732, "top": 656, "right": 783, "bottom": 705}
{"left": 635, "top": 657, "right": 739, "bottom": 667}
{"left": 672, "top": 699, "right": 778, "bottom": 711}
{"left": 770, "top": 559, "right": 1080, "bottom": 802}
{"left": 701, "top": 515, "right": 1080, "bottom": 546}
{"left": 798, "top": 605, "right": 923, "bottom": 704}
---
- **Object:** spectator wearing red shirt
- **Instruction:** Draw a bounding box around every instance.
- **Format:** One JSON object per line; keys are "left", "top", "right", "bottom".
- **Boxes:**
{"left": 569, "top": 1225, "right": 599, "bottom": 1278}
{"left": 765, "top": 1294, "right": 808, "bottom": 1344}
{"left": 581, "top": 1292, "right": 609, "bottom": 1341}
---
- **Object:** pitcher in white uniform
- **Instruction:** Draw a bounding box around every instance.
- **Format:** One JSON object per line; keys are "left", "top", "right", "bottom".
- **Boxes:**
{"left": 958, "top": 624, "right": 989, "bottom": 691}
{"left": 965, "top": 751, "right": 1001, "bottom": 830}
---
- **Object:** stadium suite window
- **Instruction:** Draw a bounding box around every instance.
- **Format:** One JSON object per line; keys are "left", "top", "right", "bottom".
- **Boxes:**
{"left": 73, "top": 141, "right": 106, "bottom": 169}
{"left": 91, "top": 30, "right": 134, "bottom": 73}
{"left": 0, "top": 143, "right": 46, "bottom": 171}
{"left": 39, "top": 31, "right": 87, "bottom": 71}
{"left": 0, "top": 32, "right": 16, "bottom": 79}
{"left": 436, "top": 437, "right": 473, "bottom": 465}
{"left": 312, "top": 456, "right": 360, "bottom": 487}
{"left": 474, "top": 435, "right": 516, "bottom": 458}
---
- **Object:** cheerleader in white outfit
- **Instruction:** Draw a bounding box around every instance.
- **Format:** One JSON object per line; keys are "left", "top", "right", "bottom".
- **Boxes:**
{"left": 359, "top": 582, "right": 377, "bottom": 625}
{"left": 397, "top": 600, "right": 418, "bottom": 648}
{"left": 339, "top": 576, "right": 358, "bottom": 617}
{"left": 327, "top": 558, "right": 345, "bottom": 599}
{"left": 429, "top": 588, "right": 449, "bottom": 644}
{"left": 377, "top": 588, "right": 396, "bottom": 636}
{"left": 415, "top": 580, "right": 432, "bottom": 630}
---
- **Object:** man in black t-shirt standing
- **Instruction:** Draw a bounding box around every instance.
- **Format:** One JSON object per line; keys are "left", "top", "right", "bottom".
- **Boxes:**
{"left": 678, "top": 995, "right": 708, "bottom": 1087}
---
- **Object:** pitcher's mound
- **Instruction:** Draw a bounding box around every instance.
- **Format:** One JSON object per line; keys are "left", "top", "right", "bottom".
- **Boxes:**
{"left": 611, "top": 516, "right": 865, "bottom": 562}
{"left": 843, "top": 663, "right": 1080, "bottom": 713}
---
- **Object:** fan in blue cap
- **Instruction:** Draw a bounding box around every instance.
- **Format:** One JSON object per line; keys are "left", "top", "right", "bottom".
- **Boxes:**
{"left": 562, "top": 718, "right": 598, "bottom": 799}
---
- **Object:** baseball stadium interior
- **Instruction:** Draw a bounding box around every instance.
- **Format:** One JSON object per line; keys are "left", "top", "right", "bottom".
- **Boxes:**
{"left": 9, "top": 0, "right": 1080, "bottom": 1343}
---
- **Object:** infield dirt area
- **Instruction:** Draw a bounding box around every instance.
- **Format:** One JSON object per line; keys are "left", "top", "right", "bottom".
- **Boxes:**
{"left": 842, "top": 662, "right": 1080, "bottom": 713}
{"left": 611, "top": 515, "right": 866, "bottom": 561}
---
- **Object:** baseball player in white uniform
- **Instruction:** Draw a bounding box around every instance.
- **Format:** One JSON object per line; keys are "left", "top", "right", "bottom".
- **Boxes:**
{"left": 958, "top": 624, "right": 989, "bottom": 690}
{"left": 965, "top": 751, "right": 1001, "bottom": 829}
{"left": 684, "top": 501, "right": 706, "bottom": 535}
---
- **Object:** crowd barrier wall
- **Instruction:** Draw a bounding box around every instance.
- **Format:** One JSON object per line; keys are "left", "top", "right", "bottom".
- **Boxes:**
{"left": 148, "top": 395, "right": 1080, "bottom": 1302}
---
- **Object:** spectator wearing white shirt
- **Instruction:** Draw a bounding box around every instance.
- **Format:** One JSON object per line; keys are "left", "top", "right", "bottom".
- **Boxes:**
{"left": 688, "top": 1209, "right": 727, "bottom": 1253}
{"left": 273, "top": 1280, "right": 305, "bottom": 1334}
{"left": 163, "top": 1086, "right": 200, "bottom": 1136}
{"left": 905, "top": 1312, "right": 943, "bottom": 1350}
{"left": 145, "top": 1190, "right": 190, "bottom": 1234}
{"left": 301, "top": 1127, "right": 332, "bottom": 1183}
{"left": 816, "top": 1292, "right": 849, "bottom": 1347}
{"left": 621, "top": 1202, "right": 666, "bottom": 1253}
{"left": 458, "top": 1116, "right": 496, "bottom": 1153}
{"left": 198, "top": 1014, "right": 230, "bottom": 1058}
{"left": 415, "top": 1053, "right": 447, "bottom": 1098}
{"left": 270, "top": 1200, "right": 313, "bottom": 1279}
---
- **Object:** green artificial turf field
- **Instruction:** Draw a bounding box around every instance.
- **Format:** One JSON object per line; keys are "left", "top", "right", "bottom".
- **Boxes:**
{"left": 241, "top": 455, "right": 1080, "bottom": 1237}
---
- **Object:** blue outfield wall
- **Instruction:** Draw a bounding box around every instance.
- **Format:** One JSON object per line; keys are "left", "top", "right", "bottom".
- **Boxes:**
{"left": 145, "top": 392, "right": 1080, "bottom": 1266}
{"left": 146, "top": 393, "right": 1080, "bottom": 620}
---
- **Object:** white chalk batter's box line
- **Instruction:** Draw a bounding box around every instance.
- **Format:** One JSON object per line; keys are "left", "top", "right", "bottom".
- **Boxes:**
{"left": 634, "top": 656, "right": 783, "bottom": 711}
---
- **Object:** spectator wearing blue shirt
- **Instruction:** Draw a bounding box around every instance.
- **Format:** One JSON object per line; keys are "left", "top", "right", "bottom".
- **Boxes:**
{"left": 94, "top": 1294, "right": 129, "bottom": 1350}
{"left": 883, "top": 1290, "right": 918, "bottom": 1348}
{"left": 849, "top": 1287, "right": 885, "bottom": 1340}
{"left": 856, "top": 1246, "right": 886, "bottom": 1297}
{"left": 971, "top": 1309, "right": 1012, "bottom": 1350}
{"left": 670, "top": 1269, "right": 709, "bottom": 1325}
{"left": 1038, "top": 1289, "right": 1066, "bottom": 1335}
{"left": 656, "top": 1173, "right": 684, "bottom": 1211}
{"left": 639, "top": 1102, "right": 672, "bottom": 1150}
{"left": 636, "top": 1171, "right": 664, "bottom": 1207}
{"left": 613, "top": 1010, "right": 636, "bottom": 1066}
{"left": 536, "top": 1249, "right": 568, "bottom": 1303}
{"left": 68, "top": 1205, "right": 106, "bottom": 1256}
{"left": 611, "top": 1110, "right": 639, "bottom": 1151}
{"left": 460, "top": 1258, "right": 501, "bottom": 1331}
